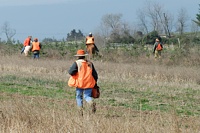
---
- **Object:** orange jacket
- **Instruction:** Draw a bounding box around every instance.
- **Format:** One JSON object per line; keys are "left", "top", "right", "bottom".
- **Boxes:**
{"left": 68, "top": 59, "right": 96, "bottom": 89}
{"left": 32, "top": 42, "right": 41, "bottom": 51}
{"left": 23, "top": 37, "right": 31, "bottom": 46}
{"left": 86, "top": 36, "right": 95, "bottom": 44}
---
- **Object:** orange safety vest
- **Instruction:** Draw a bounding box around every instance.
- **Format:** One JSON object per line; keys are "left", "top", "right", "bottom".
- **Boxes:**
{"left": 86, "top": 36, "right": 95, "bottom": 44}
{"left": 68, "top": 59, "right": 96, "bottom": 89}
{"left": 23, "top": 38, "right": 31, "bottom": 46}
{"left": 156, "top": 43, "right": 162, "bottom": 51}
{"left": 32, "top": 42, "right": 40, "bottom": 51}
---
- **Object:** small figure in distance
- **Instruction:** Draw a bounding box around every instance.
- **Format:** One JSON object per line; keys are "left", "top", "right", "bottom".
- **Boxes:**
{"left": 153, "top": 38, "right": 163, "bottom": 59}
{"left": 31, "top": 38, "right": 42, "bottom": 59}
{"left": 22, "top": 36, "right": 32, "bottom": 56}
{"left": 85, "top": 32, "right": 99, "bottom": 59}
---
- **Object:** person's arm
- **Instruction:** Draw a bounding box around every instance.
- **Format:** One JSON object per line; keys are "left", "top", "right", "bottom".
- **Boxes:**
{"left": 28, "top": 38, "right": 32, "bottom": 45}
{"left": 24, "top": 39, "right": 28, "bottom": 46}
{"left": 68, "top": 62, "right": 78, "bottom": 76}
{"left": 91, "top": 63, "right": 98, "bottom": 82}
{"left": 153, "top": 42, "right": 157, "bottom": 53}
{"left": 39, "top": 43, "right": 42, "bottom": 49}
{"left": 161, "top": 43, "right": 163, "bottom": 49}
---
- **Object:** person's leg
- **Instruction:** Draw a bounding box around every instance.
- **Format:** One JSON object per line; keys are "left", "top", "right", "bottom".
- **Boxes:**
{"left": 85, "top": 44, "right": 89, "bottom": 54}
{"left": 33, "top": 51, "right": 39, "bottom": 59}
{"left": 158, "top": 51, "right": 162, "bottom": 58}
{"left": 76, "top": 88, "right": 84, "bottom": 116}
{"left": 76, "top": 88, "right": 84, "bottom": 107}
{"left": 33, "top": 53, "right": 36, "bottom": 59}
{"left": 35, "top": 53, "right": 39, "bottom": 59}
{"left": 83, "top": 88, "right": 93, "bottom": 102}
{"left": 21, "top": 47, "right": 25, "bottom": 54}
{"left": 84, "top": 88, "right": 96, "bottom": 113}
{"left": 24, "top": 51, "right": 28, "bottom": 56}
{"left": 154, "top": 50, "right": 158, "bottom": 58}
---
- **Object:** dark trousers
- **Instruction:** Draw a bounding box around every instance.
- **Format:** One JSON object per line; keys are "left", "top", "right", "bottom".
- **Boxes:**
{"left": 21, "top": 47, "right": 25, "bottom": 54}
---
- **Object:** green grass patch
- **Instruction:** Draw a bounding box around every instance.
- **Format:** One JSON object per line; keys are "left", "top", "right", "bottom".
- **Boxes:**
{"left": 0, "top": 75, "right": 73, "bottom": 99}
{"left": 100, "top": 81, "right": 200, "bottom": 116}
{"left": 0, "top": 75, "right": 199, "bottom": 116}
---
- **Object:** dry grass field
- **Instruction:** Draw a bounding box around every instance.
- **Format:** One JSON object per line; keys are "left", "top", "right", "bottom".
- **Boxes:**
{"left": 0, "top": 52, "right": 200, "bottom": 133}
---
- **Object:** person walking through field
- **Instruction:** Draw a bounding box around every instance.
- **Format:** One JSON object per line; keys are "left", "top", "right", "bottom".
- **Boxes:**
{"left": 68, "top": 49, "right": 98, "bottom": 116}
{"left": 153, "top": 38, "right": 163, "bottom": 59}
{"left": 85, "top": 32, "right": 99, "bottom": 59}
{"left": 31, "top": 38, "right": 42, "bottom": 59}
{"left": 22, "top": 36, "right": 32, "bottom": 56}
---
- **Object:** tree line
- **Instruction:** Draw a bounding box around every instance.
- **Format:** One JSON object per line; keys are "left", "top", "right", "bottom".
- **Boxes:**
{"left": 96, "top": 3, "right": 200, "bottom": 45}
{"left": 0, "top": 2, "right": 200, "bottom": 45}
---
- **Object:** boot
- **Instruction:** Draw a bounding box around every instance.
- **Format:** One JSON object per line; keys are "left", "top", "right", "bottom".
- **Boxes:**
{"left": 88, "top": 101, "right": 96, "bottom": 114}
{"left": 77, "top": 107, "right": 83, "bottom": 116}
{"left": 92, "top": 102, "right": 96, "bottom": 113}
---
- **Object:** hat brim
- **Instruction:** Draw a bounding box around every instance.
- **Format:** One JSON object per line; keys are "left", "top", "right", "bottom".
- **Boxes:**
{"left": 74, "top": 54, "right": 88, "bottom": 56}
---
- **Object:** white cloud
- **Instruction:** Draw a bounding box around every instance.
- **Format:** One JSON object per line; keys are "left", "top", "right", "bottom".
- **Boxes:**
{"left": 0, "top": 0, "right": 73, "bottom": 6}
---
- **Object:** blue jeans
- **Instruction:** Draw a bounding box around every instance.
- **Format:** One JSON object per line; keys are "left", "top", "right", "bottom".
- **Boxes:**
{"left": 76, "top": 88, "right": 93, "bottom": 107}
{"left": 33, "top": 51, "right": 40, "bottom": 59}
{"left": 21, "top": 47, "right": 25, "bottom": 54}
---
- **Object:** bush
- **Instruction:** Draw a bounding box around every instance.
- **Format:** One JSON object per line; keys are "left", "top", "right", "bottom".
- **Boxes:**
{"left": 143, "top": 31, "right": 159, "bottom": 44}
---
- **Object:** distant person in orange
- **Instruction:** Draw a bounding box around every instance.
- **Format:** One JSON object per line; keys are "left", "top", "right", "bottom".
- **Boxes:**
{"left": 21, "top": 36, "right": 32, "bottom": 56}
{"left": 153, "top": 38, "right": 163, "bottom": 59}
{"left": 85, "top": 32, "right": 99, "bottom": 58}
{"left": 31, "top": 38, "right": 42, "bottom": 59}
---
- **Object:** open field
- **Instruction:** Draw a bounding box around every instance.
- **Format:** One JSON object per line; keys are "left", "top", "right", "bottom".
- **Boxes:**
{"left": 0, "top": 53, "right": 200, "bottom": 133}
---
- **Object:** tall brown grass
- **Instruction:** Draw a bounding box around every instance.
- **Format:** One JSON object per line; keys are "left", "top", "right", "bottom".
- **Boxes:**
{"left": 0, "top": 52, "right": 200, "bottom": 133}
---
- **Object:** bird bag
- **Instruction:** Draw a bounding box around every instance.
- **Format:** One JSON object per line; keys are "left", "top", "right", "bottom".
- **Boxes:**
{"left": 156, "top": 43, "right": 162, "bottom": 51}
{"left": 92, "top": 85, "right": 100, "bottom": 98}
{"left": 68, "top": 74, "right": 78, "bottom": 88}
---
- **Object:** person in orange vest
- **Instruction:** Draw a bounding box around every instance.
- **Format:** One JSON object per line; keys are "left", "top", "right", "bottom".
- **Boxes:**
{"left": 21, "top": 36, "right": 32, "bottom": 54}
{"left": 68, "top": 49, "right": 98, "bottom": 116}
{"left": 153, "top": 38, "right": 163, "bottom": 59}
{"left": 31, "top": 38, "right": 42, "bottom": 59}
{"left": 85, "top": 32, "right": 99, "bottom": 53}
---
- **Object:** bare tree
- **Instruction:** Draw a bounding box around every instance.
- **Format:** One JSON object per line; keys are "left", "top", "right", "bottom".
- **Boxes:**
{"left": 98, "top": 13, "right": 123, "bottom": 44}
{"left": 1, "top": 21, "right": 16, "bottom": 44}
{"left": 152, "top": 2, "right": 164, "bottom": 33}
{"left": 137, "top": 9, "right": 149, "bottom": 34}
{"left": 98, "top": 22, "right": 110, "bottom": 38}
{"left": 176, "top": 8, "right": 189, "bottom": 35}
{"left": 120, "top": 21, "right": 131, "bottom": 35}
{"left": 143, "top": 1, "right": 174, "bottom": 37}
{"left": 145, "top": 2, "right": 161, "bottom": 32}
{"left": 163, "top": 12, "right": 174, "bottom": 37}
{"left": 190, "top": 21, "right": 199, "bottom": 35}
{"left": 101, "top": 13, "right": 122, "bottom": 34}
{"left": 98, "top": 13, "right": 136, "bottom": 44}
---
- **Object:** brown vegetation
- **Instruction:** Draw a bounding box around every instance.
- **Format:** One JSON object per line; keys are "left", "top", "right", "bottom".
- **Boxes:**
{"left": 0, "top": 51, "right": 200, "bottom": 132}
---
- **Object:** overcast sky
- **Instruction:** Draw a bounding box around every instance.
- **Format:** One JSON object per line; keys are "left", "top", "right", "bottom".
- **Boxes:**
{"left": 0, "top": 0, "right": 199, "bottom": 42}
